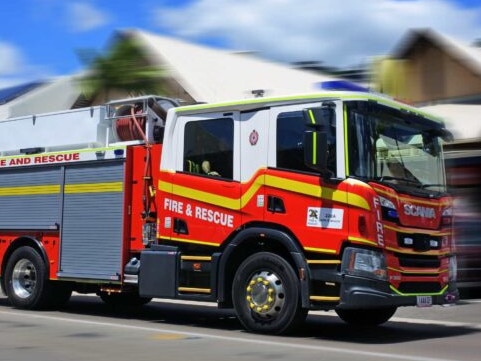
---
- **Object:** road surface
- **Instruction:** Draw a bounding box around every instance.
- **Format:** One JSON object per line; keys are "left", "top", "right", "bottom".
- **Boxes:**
{"left": 0, "top": 293, "right": 480, "bottom": 361}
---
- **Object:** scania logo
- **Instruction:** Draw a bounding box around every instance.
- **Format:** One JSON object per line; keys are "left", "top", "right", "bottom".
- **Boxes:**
{"left": 403, "top": 204, "right": 435, "bottom": 219}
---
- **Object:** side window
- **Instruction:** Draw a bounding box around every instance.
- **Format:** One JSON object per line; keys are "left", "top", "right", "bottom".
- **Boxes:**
{"left": 276, "top": 110, "right": 336, "bottom": 174}
{"left": 183, "top": 118, "right": 234, "bottom": 179}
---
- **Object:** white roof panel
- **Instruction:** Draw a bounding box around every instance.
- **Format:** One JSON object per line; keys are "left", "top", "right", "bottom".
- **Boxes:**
{"left": 128, "top": 29, "right": 337, "bottom": 103}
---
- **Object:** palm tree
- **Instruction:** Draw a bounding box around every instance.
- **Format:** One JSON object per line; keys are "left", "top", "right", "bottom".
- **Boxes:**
{"left": 77, "top": 34, "right": 166, "bottom": 102}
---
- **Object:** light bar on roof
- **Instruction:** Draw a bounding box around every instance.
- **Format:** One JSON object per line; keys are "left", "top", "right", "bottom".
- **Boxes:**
{"left": 318, "top": 80, "right": 370, "bottom": 92}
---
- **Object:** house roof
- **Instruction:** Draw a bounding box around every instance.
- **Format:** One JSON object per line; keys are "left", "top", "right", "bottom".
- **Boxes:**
{"left": 0, "top": 76, "right": 82, "bottom": 120}
{"left": 124, "top": 29, "right": 337, "bottom": 103}
{"left": 0, "top": 28, "right": 340, "bottom": 119}
{"left": 392, "top": 28, "right": 481, "bottom": 78}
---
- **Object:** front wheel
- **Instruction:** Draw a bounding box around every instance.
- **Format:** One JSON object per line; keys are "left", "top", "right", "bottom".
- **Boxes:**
{"left": 232, "top": 252, "right": 307, "bottom": 334}
{"left": 4, "top": 246, "right": 52, "bottom": 309}
{"left": 335, "top": 307, "right": 397, "bottom": 326}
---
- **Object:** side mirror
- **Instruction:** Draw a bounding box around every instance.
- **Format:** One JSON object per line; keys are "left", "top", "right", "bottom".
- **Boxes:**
{"left": 303, "top": 106, "right": 335, "bottom": 130}
{"left": 304, "top": 130, "right": 328, "bottom": 171}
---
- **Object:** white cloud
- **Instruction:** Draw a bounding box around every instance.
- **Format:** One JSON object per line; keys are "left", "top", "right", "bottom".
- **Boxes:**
{"left": 151, "top": 0, "right": 481, "bottom": 67}
{"left": 66, "top": 2, "right": 111, "bottom": 32}
{"left": 0, "top": 42, "right": 25, "bottom": 76}
{"left": 0, "top": 42, "right": 28, "bottom": 88}
{"left": 0, "top": 42, "right": 54, "bottom": 89}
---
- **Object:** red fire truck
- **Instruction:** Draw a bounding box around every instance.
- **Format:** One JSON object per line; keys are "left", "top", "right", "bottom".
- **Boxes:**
{"left": 0, "top": 91, "right": 458, "bottom": 334}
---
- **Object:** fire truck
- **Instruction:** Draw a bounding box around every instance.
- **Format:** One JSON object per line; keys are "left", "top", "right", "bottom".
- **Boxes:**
{"left": 0, "top": 90, "right": 458, "bottom": 334}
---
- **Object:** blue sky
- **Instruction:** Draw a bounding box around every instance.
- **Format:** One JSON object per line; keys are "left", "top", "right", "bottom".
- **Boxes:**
{"left": 1, "top": 0, "right": 481, "bottom": 88}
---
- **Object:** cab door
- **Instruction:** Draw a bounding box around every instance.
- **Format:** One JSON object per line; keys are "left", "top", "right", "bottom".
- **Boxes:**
{"left": 263, "top": 102, "right": 348, "bottom": 253}
{"left": 159, "top": 111, "right": 241, "bottom": 247}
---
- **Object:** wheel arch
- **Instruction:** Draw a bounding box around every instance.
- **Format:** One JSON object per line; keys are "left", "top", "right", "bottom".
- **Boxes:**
{"left": 217, "top": 225, "right": 310, "bottom": 308}
{"left": 1, "top": 236, "right": 49, "bottom": 294}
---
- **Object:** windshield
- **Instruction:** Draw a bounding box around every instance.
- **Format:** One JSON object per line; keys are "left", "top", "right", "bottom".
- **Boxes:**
{"left": 346, "top": 101, "right": 447, "bottom": 193}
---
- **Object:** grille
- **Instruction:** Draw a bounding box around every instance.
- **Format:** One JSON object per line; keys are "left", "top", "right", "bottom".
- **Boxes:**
{"left": 397, "top": 254, "right": 441, "bottom": 268}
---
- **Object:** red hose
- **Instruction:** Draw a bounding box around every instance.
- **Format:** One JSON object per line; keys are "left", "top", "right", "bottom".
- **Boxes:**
{"left": 115, "top": 106, "right": 148, "bottom": 143}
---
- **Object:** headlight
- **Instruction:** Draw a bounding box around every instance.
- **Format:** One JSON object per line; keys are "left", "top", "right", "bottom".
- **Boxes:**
{"left": 379, "top": 196, "right": 395, "bottom": 209}
{"left": 341, "top": 247, "right": 387, "bottom": 281}
{"left": 379, "top": 196, "right": 399, "bottom": 222}
{"left": 442, "top": 207, "right": 453, "bottom": 226}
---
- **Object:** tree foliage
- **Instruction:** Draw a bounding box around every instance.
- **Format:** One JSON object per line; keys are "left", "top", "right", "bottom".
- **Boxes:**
{"left": 78, "top": 36, "right": 166, "bottom": 101}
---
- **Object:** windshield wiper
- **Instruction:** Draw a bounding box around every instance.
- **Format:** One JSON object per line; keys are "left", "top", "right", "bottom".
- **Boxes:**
{"left": 421, "top": 183, "right": 445, "bottom": 189}
{"left": 375, "top": 175, "right": 423, "bottom": 187}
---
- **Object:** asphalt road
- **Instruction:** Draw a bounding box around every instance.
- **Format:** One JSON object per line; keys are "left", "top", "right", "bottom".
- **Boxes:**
{"left": 0, "top": 293, "right": 480, "bottom": 361}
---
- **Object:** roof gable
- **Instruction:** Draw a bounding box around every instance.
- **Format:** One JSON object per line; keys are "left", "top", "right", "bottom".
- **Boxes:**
{"left": 393, "top": 28, "right": 481, "bottom": 78}
{"left": 122, "top": 29, "right": 337, "bottom": 103}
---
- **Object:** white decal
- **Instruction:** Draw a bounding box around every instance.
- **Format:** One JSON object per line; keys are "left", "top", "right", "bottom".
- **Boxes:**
{"left": 194, "top": 206, "right": 234, "bottom": 228}
{"left": 163, "top": 197, "right": 234, "bottom": 228}
{"left": 0, "top": 147, "right": 126, "bottom": 168}
{"left": 373, "top": 197, "right": 385, "bottom": 246}
{"left": 403, "top": 204, "right": 435, "bottom": 219}
{"left": 307, "top": 207, "right": 343, "bottom": 229}
{"left": 257, "top": 195, "right": 264, "bottom": 207}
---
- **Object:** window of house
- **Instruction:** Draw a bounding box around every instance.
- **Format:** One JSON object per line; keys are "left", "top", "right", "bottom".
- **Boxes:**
{"left": 183, "top": 118, "right": 234, "bottom": 179}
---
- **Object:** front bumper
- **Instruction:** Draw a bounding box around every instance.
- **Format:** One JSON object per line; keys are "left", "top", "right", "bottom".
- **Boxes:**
{"left": 337, "top": 274, "right": 459, "bottom": 309}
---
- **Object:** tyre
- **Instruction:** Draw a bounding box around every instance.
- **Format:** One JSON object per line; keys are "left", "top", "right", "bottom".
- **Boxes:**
{"left": 232, "top": 252, "right": 307, "bottom": 334}
{"left": 335, "top": 307, "right": 397, "bottom": 326}
{"left": 4, "top": 246, "right": 52, "bottom": 309}
{"left": 99, "top": 292, "right": 152, "bottom": 307}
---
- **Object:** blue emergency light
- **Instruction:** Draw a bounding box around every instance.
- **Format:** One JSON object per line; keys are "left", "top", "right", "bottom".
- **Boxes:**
{"left": 318, "top": 80, "right": 370, "bottom": 92}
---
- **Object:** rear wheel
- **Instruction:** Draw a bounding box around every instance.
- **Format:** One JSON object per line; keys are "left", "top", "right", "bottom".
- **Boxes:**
{"left": 232, "top": 252, "right": 307, "bottom": 334}
{"left": 335, "top": 307, "right": 397, "bottom": 326}
{"left": 4, "top": 246, "right": 52, "bottom": 309}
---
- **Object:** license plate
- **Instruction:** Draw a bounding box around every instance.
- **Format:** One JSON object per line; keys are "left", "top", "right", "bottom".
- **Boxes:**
{"left": 416, "top": 295, "right": 433, "bottom": 307}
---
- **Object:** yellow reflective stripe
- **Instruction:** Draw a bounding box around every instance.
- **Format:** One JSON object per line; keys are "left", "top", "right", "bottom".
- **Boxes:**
{"left": 347, "top": 236, "right": 378, "bottom": 247}
{"left": 178, "top": 287, "right": 211, "bottom": 294}
{"left": 384, "top": 224, "right": 451, "bottom": 236}
{"left": 307, "top": 260, "right": 341, "bottom": 265}
{"left": 310, "top": 295, "right": 340, "bottom": 301}
{"left": 374, "top": 187, "right": 452, "bottom": 207}
{"left": 343, "top": 105, "right": 350, "bottom": 174}
{"left": 167, "top": 183, "right": 239, "bottom": 210}
{"left": 390, "top": 284, "right": 448, "bottom": 297}
{"left": 159, "top": 174, "right": 370, "bottom": 211}
{"left": 64, "top": 182, "right": 123, "bottom": 194}
{"left": 0, "top": 185, "right": 60, "bottom": 196}
{"left": 173, "top": 92, "right": 442, "bottom": 124}
{"left": 265, "top": 175, "right": 370, "bottom": 210}
{"left": 308, "top": 109, "right": 317, "bottom": 164}
{"left": 240, "top": 177, "right": 263, "bottom": 207}
{"left": 160, "top": 236, "right": 219, "bottom": 247}
{"left": 385, "top": 246, "right": 450, "bottom": 256}
{"left": 181, "top": 255, "right": 212, "bottom": 261}
{"left": 387, "top": 266, "right": 447, "bottom": 275}
{"left": 0, "top": 182, "right": 122, "bottom": 196}
{"left": 304, "top": 247, "right": 337, "bottom": 254}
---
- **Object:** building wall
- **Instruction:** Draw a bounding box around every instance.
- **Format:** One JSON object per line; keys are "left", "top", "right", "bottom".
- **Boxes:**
{"left": 406, "top": 41, "right": 481, "bottom": 104}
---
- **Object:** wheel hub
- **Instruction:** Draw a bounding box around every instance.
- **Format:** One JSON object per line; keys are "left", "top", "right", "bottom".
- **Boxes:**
{"left": 12, "top": 259, "right": 37, "bottom": 299}
{"left": 245, "top": 271, "right": 285, "bottom": 318}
